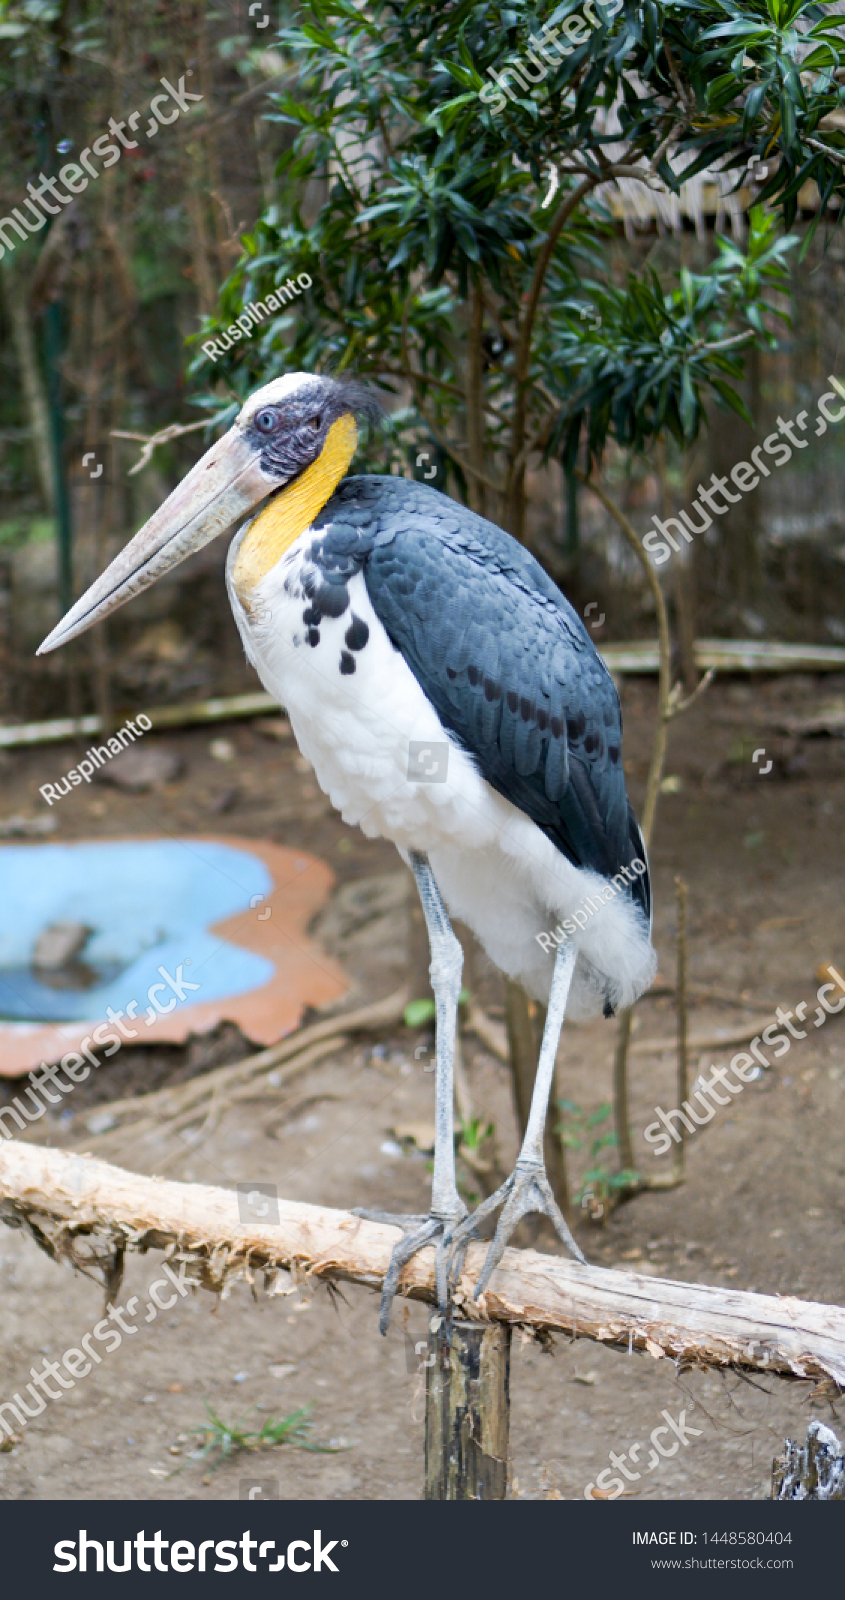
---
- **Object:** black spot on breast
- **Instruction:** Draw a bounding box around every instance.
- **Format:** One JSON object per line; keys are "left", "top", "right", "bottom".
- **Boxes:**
{"left": 339, "top": 651, "right": 356, "bottom": 675}
{"left": 550, "top": 715, "right": 563, "bottom": 739}
{"left": 307, "top": 627, "right": 320, "bottom": 648}
{"left": 506, "top": 690, "right": 518, "bottom": 714}
{"left": 484, "top": 678, "right": 502, "bottom": 703}
{"left": 345, "top": 616, "right": 369, "bottom": 651}
{"left": 446, "top": 667, "right": 457, "bottom": 681}
{"left": 566, "top": 718, "right": 580, "bottom": 741}
{"left": 519, "top": 696, "right": 533, "bottom": 723}
{"left": 467, "top": 664, "right": 479, "bottom": 687}
{"left": 303, "top": 606, "right": 322, "bottom": 626}
{"left": 318, "top": 583, "right": 350, "bottom": 619}
{"left": 584, "top": 734, "right": 595, "bottom": 754}
{"left": 609, "top": 745, "right": 620, "bottom": 764}
{"left": 536, "top": 707, "right": 548, "bottom": 730}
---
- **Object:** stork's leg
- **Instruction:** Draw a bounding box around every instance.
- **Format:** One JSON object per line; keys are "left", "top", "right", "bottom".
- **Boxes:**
{"left": 448, "top": 941, "right": 586, "bottom": 1299}
{"left": 353, "top": 850, "right": 467, "bottom": 1333}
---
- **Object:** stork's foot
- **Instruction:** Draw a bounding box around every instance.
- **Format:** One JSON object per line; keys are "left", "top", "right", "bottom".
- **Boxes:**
{"left": 447, "top": 1161, "right": 586, "bottom": 1301}
{"left": 351, "top": 1206, "right": 469, "bottom": 1335}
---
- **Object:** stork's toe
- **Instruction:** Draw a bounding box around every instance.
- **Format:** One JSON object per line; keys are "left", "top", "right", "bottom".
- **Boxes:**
{"left": 351, "top": 1208, "right": 464, "bottom": 1334}
{"left": 447, "top": 1162, "right": 586, "bottom": 1301}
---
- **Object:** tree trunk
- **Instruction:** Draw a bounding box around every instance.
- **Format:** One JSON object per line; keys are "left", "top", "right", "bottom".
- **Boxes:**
{"left": 1, "top": 255, "right": 55, "bottom": 513}
{"left": 465, "top": 280, "right": 486, "bottom": 519}
{"left": 772, "top": 1421, "right": 845, "bottom": 1500}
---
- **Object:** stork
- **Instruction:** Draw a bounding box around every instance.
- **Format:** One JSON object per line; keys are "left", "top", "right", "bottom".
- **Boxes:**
{"left": 38, "top": 374, "right": 656, "bottom": 1332}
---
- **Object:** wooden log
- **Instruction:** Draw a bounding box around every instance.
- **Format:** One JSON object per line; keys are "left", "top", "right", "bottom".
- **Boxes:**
{"left": 8, "top": 636, "right": 845, "bottom": 750}
{"left": 0, "top": 1140, "right": 844, "bottom": 1384}
{"left": 424, "top": 1318, "right": 511, "bottom": 1500}
{"left": 772, "top": 1420, "right": 845, "bottom": 1500}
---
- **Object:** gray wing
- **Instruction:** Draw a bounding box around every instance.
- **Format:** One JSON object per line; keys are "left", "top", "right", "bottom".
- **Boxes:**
{"left": 309, "top": 476, "right": 649, "bottom": 919}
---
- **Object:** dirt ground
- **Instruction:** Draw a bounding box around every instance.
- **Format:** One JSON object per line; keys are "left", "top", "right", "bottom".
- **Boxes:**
{"left": 0, "top": 669, "right": 843, "bottom": 1501}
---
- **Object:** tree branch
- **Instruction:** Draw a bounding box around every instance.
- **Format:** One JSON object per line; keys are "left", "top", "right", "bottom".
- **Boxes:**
{"left": 806, "top": 135, "right": 845, "bottom": 170}
{"left": 576, "top": 469, "right": 671, "bottom": 846}
{"left": 2, "top": 1141, "right": 844, "bottom": 1381}
{"left": 111, "top": 419, "right": 211, "bottom": 475}
{"left": 508, "top": 175, "right": 600, "bottom": 533}
{"left": 690, "top": 328, "right": 756, "bottom": 357}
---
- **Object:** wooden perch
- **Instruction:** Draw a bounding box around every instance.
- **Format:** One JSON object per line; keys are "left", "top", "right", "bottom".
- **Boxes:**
{"left": 1, "top": 1140, "right": 844, "bottom": 1385}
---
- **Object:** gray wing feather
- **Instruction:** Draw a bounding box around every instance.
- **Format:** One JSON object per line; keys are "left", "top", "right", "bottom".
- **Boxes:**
{"left": 310, "top": 476, "right": 649, "bottom": 919}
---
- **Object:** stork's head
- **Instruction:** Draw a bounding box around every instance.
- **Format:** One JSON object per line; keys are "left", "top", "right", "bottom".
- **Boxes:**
{"left": 37, "top": 373, "right": 381, "bottom": 654}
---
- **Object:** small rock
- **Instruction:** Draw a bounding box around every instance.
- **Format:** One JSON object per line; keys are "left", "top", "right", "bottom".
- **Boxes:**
{"left": 268, "top": 1363, "right": 298, "bottom": 1380}
{"left": 390, "top": 1122, "right": 435, "bottom": 1153}
{"left": 86, "top": 1109, "right": 117, "bottom": 1135}
{"left": 96, "top": 744, "right": 182, "bottom": 792}
{"left": 254, "top": 718, "right": 292, "bottom": 741}
{"left": 0, "top": 813, "right": 56, "bottom": 837}
{"left": 209, "top": 738, "right": 236, "bottom": 763}
{"left": 206, "top": 786, "right": 239, "bottom": 814}
{"left": 33, "top": 921, "right": 92, "bottom": 971}
{"left": 129, "top": 620, "right": 191, "bottom": 663}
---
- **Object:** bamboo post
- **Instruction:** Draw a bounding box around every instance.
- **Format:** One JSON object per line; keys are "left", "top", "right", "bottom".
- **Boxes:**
{"left": 424, "top": 1317, "right": 511, "bottom": 1500}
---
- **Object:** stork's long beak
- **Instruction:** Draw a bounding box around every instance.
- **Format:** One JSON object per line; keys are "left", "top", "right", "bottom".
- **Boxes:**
{"left": 37, "top": 427, "right": 278, "bottom": 654}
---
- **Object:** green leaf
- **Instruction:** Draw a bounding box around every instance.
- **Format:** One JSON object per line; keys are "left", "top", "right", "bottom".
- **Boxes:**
{"left": 404, "top": 998, "right": 436, "bottom": 1028}
{"left": 679, "top": 364, "right": 697, "bottom": 436}
{"left": 709, "top": 378, "right": 753, "bottom": 424}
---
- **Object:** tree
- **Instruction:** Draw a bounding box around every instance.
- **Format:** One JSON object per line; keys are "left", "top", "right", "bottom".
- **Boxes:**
{"left": 192, "top": 0, "right": 845, "bottom": 1211}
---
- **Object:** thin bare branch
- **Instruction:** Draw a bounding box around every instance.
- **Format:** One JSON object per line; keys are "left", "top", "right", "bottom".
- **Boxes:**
{"left": 806, "top": 135, "right": 845, "bottom": 169}
{"left": 111, "top": 419, "right": 211, "bottom": 475}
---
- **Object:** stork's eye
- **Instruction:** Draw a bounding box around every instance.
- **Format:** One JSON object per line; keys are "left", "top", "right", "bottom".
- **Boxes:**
{"left": 308, "top": 414, "right": 323, "bottom": 432}
{"left": 255, "top": 409, "right": 279, "bottom": 433}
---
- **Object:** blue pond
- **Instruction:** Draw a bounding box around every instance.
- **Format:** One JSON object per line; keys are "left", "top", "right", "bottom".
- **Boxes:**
{"left": 0, "top": 839, "right": 275, "bottom": 1022}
